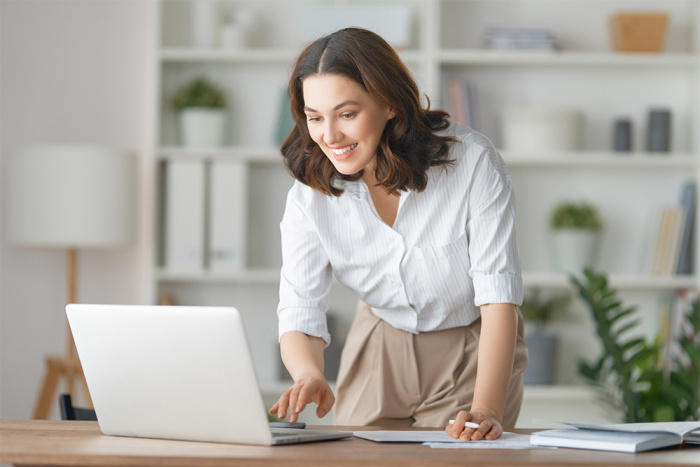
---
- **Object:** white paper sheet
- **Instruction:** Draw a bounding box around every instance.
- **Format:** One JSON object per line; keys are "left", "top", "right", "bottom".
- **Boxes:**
{"left": 426, "top": 432, "right": 554, "bottom": 449}
{"left": 353, "top": 430, "right": 456, "bottom": 443}
{"left": 353, "top": 430, "right": 552, "bottom": 449}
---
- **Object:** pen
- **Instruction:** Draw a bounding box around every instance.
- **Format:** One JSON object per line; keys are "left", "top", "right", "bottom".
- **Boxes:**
{"left": 449, "top": 420, "right": 481, "bottom": 429}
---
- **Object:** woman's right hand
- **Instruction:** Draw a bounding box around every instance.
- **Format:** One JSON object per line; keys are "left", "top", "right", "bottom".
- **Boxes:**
{"left": 268, "top": 372, "right": 335, "bottom": 423}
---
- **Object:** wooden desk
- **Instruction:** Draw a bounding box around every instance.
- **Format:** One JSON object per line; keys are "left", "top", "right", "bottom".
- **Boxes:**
{"left": 1, "top": 419, "right": 698, "bottom": 467}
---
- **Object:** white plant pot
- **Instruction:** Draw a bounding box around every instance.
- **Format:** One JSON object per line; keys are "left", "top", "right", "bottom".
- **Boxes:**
{"left": 179, "top": 108, "right": 226, "bottom": 148}
{"left": 551, "top": 228, "right": 601, "bottom": 274}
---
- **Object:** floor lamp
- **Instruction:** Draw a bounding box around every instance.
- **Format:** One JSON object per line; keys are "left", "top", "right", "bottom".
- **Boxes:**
{"left": 8, "top": 144, "right": 136, "bottom": 419}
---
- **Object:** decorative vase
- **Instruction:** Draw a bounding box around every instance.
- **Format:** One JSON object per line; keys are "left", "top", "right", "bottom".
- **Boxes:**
{"left": 523, "top": 334, "right": 558, "bottom": 385}
{"left": 179, "top": 108, "right": 226, "bottom": 147}
{"left": 551, "top": 228, "right": 601, "bottom": 274}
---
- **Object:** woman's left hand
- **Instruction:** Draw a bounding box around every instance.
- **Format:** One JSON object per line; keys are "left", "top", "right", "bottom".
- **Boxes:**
{"left": 446, "top": 409, "right": 503, "bottom": 441}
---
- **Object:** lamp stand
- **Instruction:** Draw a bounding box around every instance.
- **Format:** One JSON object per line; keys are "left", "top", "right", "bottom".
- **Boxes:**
{"left": 32, "top": 248, "right": 93, "bottom": 419}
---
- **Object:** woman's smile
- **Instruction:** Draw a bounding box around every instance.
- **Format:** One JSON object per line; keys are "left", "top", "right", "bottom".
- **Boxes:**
{"left": 330, "top": 143, "right": 358, "bottom": 160}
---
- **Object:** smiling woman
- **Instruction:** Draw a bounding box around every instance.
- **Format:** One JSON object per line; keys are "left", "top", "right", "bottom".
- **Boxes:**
{"left": 301, "top": 74, "right": 394, "bottom": 181}
{"left": 271, "top": 28, "right": 527, "bottom": 443}
{"left": 281, "top": 27, "right": 455, "bottom": 197}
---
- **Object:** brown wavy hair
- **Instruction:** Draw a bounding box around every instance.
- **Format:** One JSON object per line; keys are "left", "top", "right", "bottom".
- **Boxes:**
{"left": 281, "top": 27, "right": 455, "bottom": 196}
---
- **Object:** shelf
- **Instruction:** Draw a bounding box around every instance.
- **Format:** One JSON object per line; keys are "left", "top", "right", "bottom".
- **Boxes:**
{"left": 158, "top": 146, "right": 282, "bottom": 163}
{"left": 157, "top": 268, "right": 280, "bottom": 284}
{"left": 260, "top": 380, "right": 596, "bottom": 401}
{"left": 523, "top": 272, "right": 699, "bottom": 290}
{"left": 156, "top": 148, "right": 698, "bottom": 168}
{"left": 161, "top": 47, "right": 298, "bottom": 63}
{"left": 502, "top": 151, "right": 699, "bottom": 169}
{"left": 161, "top": 47, "right": 423, "bottom": 65}
{"left": 439, "top": 49, "right": 699, "bottom": 67}
{"left": 522, "top": 384, "right": 597, "bottom": 400}
{"left": 157, "top": 269, "right": 698, "bottom": 291}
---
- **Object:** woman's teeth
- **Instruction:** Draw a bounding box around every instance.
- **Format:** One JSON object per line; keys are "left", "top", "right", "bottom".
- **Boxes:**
{"left": 332, "top": 143, "right": 357, "bottom": 155}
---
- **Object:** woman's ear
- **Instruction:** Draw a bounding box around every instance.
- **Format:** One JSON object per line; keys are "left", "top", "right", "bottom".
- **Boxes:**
{"left": 386, "top": 108, "right": 397, "bottom": 120}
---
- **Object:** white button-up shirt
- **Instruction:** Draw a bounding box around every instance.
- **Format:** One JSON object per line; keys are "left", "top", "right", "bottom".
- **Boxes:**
{"left": 278, "top": 123, "right": 522, "bottom": 345}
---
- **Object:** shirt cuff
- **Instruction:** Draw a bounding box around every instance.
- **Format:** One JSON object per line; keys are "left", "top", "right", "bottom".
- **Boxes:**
{"left": 472, "top": 272, "right": 523, "bottom": 307}
{"left": 278, "top": 307, "right": 332, "bottom": 348}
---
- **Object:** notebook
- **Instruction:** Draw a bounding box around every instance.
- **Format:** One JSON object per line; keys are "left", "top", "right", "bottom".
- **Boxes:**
{"left": 66, "top": 304, "right": 351, "bottom": 446}
{"left": 529, "top": 421, "right": 700, "bottom": 453}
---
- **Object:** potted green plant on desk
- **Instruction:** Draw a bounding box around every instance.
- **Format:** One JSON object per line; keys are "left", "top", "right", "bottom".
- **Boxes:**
{"left": 171, "top": 76, "right": 228, "bottom": 147}
{"left": 549, "top": 201, "right": 603, "bottom": 274}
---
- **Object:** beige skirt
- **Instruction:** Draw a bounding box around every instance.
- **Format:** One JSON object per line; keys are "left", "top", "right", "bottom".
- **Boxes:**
{"left": 333, "top": 301, "right": 528, "bottom": 428}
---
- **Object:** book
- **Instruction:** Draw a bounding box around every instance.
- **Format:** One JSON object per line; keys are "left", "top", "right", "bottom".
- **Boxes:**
{"left": 649, "top": 209, "right": 671, "bottom": 274}
{"left": 676, "top": 180, "right": 696, "bottom": 275}
{"left": 446, "top": 79, "right": 480, "bottom": 132}
{"left": 483, "top": 26, "right": 559, "bottom": 50}
{"left": 530, "top": 421, "right": 700, "bottom": 453}
{"left": 649, "top": 207, "right": 685, "bottom": 275}
{"left": 665, "top": 208, "right": 686, "bottom": 275}
{"left": 274, "top": 88, "right": 295, "bottom": 146}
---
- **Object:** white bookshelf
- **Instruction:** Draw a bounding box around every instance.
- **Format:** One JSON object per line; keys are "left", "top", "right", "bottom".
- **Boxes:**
{"left": 151, "top": 0, "right": 700, "bottom": 420}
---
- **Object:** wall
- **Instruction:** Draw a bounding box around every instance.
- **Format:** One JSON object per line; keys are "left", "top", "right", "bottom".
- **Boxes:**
{"left": 0, "top": 0, "right": 155, "bottom": 419}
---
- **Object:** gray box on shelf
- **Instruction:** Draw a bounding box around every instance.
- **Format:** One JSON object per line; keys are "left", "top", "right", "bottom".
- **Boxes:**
{"left": 646, "top": 109, "right": 671, "bottom": 152}
{"left": 613, "top": 119, "right": 632, "bottom": 152}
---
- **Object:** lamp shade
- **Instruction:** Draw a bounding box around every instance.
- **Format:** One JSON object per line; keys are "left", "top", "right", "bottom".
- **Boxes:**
{"left": 8, "top": 145, "right": 136, "bottom": 249}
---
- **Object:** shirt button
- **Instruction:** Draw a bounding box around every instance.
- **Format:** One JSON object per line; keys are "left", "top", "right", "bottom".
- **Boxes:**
{"left": 394, "top": 281, "right": 403, "bottom": 288}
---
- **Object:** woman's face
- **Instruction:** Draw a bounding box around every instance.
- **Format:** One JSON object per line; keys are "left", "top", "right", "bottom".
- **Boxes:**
{"left": 302, "top": 74, "right": 395, "bottom": 180}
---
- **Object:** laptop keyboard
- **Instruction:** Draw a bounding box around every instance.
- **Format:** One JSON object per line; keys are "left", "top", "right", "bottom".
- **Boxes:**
{"left": 271, "top": 428, "right": 303, "bottom": 438}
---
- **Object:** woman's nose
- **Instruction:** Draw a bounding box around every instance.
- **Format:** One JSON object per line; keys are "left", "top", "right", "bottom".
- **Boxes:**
{"left": 323, "top": 120, "right": 342, "bottom": 146}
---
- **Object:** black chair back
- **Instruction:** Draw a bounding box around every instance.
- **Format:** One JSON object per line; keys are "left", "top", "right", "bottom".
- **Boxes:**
{"left": 59, "top": 394, "right": 97, "bottom": 421}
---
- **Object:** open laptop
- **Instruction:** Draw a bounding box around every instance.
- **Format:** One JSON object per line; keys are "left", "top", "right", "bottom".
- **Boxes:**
{"left": 66, "top": 304, "right": 351, "bottom": 446}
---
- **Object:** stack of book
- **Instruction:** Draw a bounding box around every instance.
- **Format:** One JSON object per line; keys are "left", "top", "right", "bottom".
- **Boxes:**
{"left": 649, "top": 180, "right": 696, "bottom": 276}
{"left": 483, "top": 26, "right": 560, "bottom": 50}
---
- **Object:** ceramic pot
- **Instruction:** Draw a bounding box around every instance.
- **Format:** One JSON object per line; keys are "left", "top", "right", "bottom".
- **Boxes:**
{"left": 179, "top": 108, "right": 226, "bottom": 147}
{"left": 523, "top": 334, "right": 558, "bottom": 385}
{"left": 551, "top": 228, "right": 601, "bottom": 274}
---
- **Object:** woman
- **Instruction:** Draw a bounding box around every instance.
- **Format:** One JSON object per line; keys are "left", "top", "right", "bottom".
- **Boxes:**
{"left": 269, "top": 28, "right": 528, "bottom": 441}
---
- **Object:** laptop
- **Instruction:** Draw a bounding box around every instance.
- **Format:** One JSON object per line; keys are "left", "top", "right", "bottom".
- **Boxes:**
{"left": 66, "top": 304, "right": 351, "bottom": 446}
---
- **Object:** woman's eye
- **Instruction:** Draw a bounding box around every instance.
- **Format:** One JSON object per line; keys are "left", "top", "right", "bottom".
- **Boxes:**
{"left": 341, "top": 112, "right": 355, "bottom": 120}
{"left": 307, "top": 116, "right": 321, "bottom": 123}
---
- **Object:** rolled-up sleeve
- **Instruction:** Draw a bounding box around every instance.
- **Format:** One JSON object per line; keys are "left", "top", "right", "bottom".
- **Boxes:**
{"left": 277, "top": 183, "right": 333, "bottom": 346}
{"left": 466, "top": 146, "right": 523, "bottom": 307}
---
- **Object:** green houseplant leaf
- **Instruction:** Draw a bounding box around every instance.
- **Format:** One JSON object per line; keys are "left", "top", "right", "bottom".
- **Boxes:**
{"left": 171, "top": 77, "right": 228, "bottom": 111}
{"left": 572, "top": 268, "right": 700, "bottom": 422}
{"left": 550, "top": 202, "right": 603, "bottom": 230}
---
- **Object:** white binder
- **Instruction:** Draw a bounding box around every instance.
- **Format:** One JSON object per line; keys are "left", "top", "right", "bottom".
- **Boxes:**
{"left": 164, "top": 160, "right": 205, "bottom": 273}
{"left": 208, "top": 161, "right": 247, "bottom": 272}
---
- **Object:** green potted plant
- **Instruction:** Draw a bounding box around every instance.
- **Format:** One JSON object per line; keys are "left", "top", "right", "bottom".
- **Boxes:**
{"left": 573, "top": 269, "right": 700, "bottom": 422}
{"left": 549, "top": 201, "right": 603, "bottom": 274}
{"left": 520, "top": 287, "right": 571, "bottom": 385}
{"left": 171, "top": 77, "right": 228, "bottom": 147}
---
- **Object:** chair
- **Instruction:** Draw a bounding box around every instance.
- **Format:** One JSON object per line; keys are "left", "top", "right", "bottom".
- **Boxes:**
{"left": 59, "top": 393, "right": 97, "bottom": 421}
